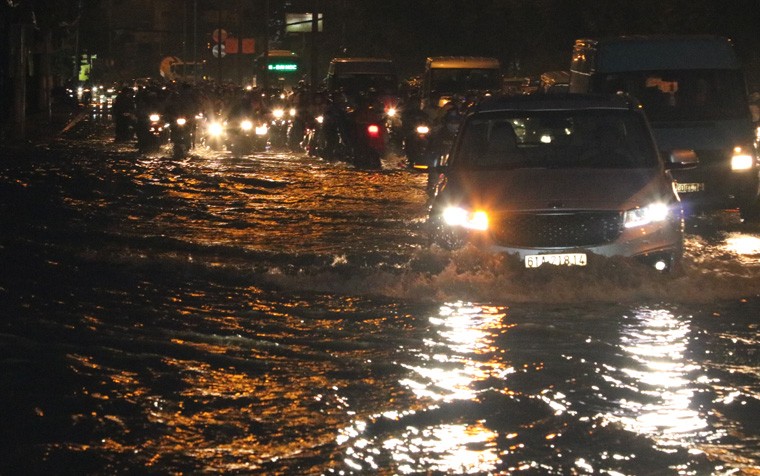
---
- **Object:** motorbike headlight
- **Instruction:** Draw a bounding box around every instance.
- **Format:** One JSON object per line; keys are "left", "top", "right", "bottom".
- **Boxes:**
{"left": 149, "top": 113, "right": 161, "bottom": 122}
{"left": 208, "top": 122, "right": 224, "bottom": 137}
{"left": 442, "top": 206, "right": 489, "bottom": 231}
{"left": 731, "top": 146, "right": 755, "bottom": 171}
{"left": 255, "top": 124, "right": 269, "bottom": 136}
{"left": 289, "top": 108, "right": 297, "bottom": 117}
{"left": 176, "top": 117, "right": 187, "bottom": 126}
{"left": 386, "top": 107, "right": 397, "bottom": 118}
{"left": 316, "top": 115, "right": 324, "bottom": 124}
{"left": 416, "top": 125, "right": 430, "bottom": 135}
{"left": 240, "top": 120, "right": 253, "bottom": 131}
{"left": 623, "top": 203, "right": 670, "bottom": 228}
{"left": 272, "top": 108, "right": 285, "bottom": 119}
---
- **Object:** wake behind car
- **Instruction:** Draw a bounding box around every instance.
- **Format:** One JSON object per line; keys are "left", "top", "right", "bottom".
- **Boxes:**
{"left": 428, "top": 93, "right": 686, "bottom": 272}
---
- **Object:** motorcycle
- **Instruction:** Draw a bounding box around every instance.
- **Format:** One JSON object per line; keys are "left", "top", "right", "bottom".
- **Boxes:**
{"left": 199, "top": 114, "right": 226, "bottom": 151}
{"left": 136, "top": 112, "right": 169, "bottom": 153}
{"left": 402, "top": 112, "right": 432, "bottom": 170}
{"left": 319, "top": 96, "right": 385, "bottom": 169}
{"left": 227, "top": 116, "right": 269, "bottom": 157}
{"left": 170, "top": 115, "right": 195, "bottom": 159}
{"left": 268, "top": 106, "right": 292, "bottom": 150}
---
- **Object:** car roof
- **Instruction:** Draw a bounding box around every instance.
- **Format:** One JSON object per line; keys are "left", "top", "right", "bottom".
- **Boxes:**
{"left": 473, "top": 93, "right": 641, "bottom": 113}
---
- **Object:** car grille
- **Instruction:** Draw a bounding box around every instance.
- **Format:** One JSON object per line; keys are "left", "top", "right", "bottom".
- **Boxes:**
{"left": 491, "top": 211, "right": 624, "bottom": 247}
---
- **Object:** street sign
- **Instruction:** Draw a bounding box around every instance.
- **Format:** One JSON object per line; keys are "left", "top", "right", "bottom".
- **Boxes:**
{"left": 212, "top": 44, "right": 226, "bottom": 58}
{"left": 212, "top": 28, "right": 228, "bottom": 43}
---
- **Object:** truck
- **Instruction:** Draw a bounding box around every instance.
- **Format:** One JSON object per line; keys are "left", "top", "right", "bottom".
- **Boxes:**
{"left": 569, "top": 35, "right": 760, "bottom": 220}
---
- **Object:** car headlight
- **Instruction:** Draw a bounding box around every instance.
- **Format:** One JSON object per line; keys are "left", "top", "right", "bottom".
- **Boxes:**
{"left": 442, "top": 206, "right": 489, "bottom": 231}
{"left": 623, "top": 203, "right": 670, "bottom": 228}
{"left": 416, "top": 125, "right": 430, "bottom": 135}
{"left": 240, "top": 119, "right": 253, "bottom": 131}
{"left": 255, "top": 124, "right": 269, "bottom": 136}
{"left": 731, "top": 146, "right": 755, "bottom": 171}
{"left": 272, "top": 108, "right": 285, "bottom": 119}
{"left": 207, "top": 122, "right": 224, "bottom": 136}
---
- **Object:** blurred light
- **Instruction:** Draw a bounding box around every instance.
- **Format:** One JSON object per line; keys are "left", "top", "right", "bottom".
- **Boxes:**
{"left": 367, "top": 124, "right": 381, "bottom": 137}
{"left": 731, "top": 146, "right": 754, "bottom": 171}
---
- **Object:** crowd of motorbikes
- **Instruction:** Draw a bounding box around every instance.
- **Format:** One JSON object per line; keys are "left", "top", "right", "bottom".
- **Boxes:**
{"left": 109, "top": 77, "right": 471, "bottom": 178}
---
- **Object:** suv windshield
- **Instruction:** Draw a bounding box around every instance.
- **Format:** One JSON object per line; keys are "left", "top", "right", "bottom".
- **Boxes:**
{"left": 453, "top": 109, "right": 659, "bottom": 169}
{"left": 592, "top": 69, "right": 749, "bottom": 122}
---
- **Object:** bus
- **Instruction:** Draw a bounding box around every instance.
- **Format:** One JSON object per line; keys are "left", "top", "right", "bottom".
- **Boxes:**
{"left": 569, "top": 35, "right": 760, "bottom": 219}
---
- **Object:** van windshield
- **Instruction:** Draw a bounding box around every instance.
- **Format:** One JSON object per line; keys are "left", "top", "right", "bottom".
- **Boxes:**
{"left": 592, "top": 69, "right": 749, "bottom": 122}
{"left": 453, "top": 110, "right": 659, "bottom": 169}
{"left": 430, "top": 68, "right": 501, "bottom": 95}
{"left": 330, "top": 74, "right": 399, "bottom": 97}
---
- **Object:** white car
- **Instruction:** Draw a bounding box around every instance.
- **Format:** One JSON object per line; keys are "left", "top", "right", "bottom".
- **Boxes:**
{"left": 428, "top": 93, "right": 686, "bottom": 272}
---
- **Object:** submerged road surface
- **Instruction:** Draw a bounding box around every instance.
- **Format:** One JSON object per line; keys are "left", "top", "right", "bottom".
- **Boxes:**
{"left": 1, "top": 116, "right": 758, "bottom": 474}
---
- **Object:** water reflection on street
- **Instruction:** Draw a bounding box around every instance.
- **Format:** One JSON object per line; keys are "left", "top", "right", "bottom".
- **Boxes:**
{"left": 0, "top": 120, "right": 758, "bottom": 474}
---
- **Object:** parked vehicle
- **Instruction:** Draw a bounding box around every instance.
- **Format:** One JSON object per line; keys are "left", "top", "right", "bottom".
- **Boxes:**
{"left": 569, "top": 35, "right": 760, "bottom": 220}
{"left": 428, "top": 94, "right": 686, "bottom": 272}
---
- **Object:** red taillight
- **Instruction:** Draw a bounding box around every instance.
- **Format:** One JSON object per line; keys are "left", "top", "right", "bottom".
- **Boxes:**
{"left": 367, "top": 124, "right": 381, "bottom": 137}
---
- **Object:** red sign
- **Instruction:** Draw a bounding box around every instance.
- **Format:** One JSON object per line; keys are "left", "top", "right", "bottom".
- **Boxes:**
{"left": 224, "top": 37, "right": 239, "bottom": 54}
{"left": 212, "top": 28, "right": 227, "bottom": 43}
{"left": 242, "top": 38, "right": 255, "bottom": 54}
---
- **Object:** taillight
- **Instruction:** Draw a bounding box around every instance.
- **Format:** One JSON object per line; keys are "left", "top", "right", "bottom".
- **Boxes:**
{"left": 367, "top": 124, "right": 381, "bottom": 137}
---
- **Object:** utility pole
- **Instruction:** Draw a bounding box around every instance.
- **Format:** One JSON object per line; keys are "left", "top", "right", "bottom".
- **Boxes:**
{"left": 310, "top": 0, "right": 318, "bottom": 94}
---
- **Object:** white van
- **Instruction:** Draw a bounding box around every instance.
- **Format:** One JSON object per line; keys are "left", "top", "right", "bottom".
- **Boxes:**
{"left": 569, "top": 35, "right": 760, "bottom": 220}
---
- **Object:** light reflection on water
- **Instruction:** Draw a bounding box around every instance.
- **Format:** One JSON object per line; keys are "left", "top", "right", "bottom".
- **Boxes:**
{"left": 604, "top": 308, "right": 712, "bottom": 450}
{"left": 339, "top": 302, "right": 507, "bottom": 474}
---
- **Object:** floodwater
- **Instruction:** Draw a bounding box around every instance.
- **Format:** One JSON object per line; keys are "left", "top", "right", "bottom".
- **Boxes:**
{"left": 0, "top": 117, "right": 758, "bottom": 475}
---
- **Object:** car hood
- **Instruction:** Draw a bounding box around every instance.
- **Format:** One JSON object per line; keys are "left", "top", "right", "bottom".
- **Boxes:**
{"left": 442, "top": 167, "right": 671, "bottom": 211}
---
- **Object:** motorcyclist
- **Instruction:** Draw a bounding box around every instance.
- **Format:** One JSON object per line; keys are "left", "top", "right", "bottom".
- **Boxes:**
{"left": 425, "top": 102, "right": 463, "bottom": 194}
{"left": 112, "top": 86, "right": 136, "bottom": 142}
{"left": 165, "top": 82, "right": 201, "bottom": 150}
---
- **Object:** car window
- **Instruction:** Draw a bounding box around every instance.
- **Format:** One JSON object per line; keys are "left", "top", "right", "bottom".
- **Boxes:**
{"left": 453, "top": 109, "right": 659, "bottom": 169}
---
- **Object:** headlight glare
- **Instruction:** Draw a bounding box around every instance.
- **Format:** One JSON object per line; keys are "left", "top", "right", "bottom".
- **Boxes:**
{"left": 255, "top": 124, "right": 269, "bottom": 136}
{"left": 624, "top": 203, "right": 670, "bottom": 228}
{"left": 442, "top": 206, "right": 488, "bottom": 231}
{"left": 240, "top": 120, "right": 253, "bottom": 131}
{"left": 208, "top": 122, "right": 223, "bottom": 136}
{"left": 272, "top": 108, "right": 285, "bottom": 119}
{"left": 731, "top": 146, "right": 754, "bottom": 171}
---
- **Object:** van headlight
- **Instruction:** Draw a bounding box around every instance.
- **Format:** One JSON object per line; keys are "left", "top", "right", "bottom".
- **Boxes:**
{"left": 442, "top": 206, "right": 489, "bottom": 231}
{"left": 731, "top": 146, "right": 755, "bottom": 171}
{"left": 624, "top": 203, "right": 670, "bottom": 228}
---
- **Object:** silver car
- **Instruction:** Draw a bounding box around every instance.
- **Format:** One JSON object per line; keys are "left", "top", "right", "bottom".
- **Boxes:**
{"left": 428, "top": 94, "right": 685, "bottom": 272}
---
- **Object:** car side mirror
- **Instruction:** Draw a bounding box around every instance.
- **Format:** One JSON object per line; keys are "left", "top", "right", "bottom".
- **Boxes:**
{"left": 666, "top": 149, "right": 699, "bottom": 169}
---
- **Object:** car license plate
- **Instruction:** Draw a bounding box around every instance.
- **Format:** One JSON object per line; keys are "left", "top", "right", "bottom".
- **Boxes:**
{"left": 675, "top": 182, "right": 705, "bottom": 193}
{"left": 525, "top": 253, "right": 587, "bottom": 268}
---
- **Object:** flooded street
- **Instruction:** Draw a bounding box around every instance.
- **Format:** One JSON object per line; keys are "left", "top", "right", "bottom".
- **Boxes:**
{"left": 1, "top": 116, "right": 759, "bottom": 475}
